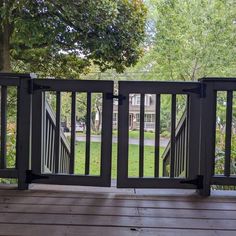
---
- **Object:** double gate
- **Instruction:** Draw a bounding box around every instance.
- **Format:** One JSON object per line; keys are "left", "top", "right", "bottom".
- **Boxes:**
{"left": 1, "top": 73, "right": 236, "bottom": 196}
{"left": 30, "top": 78, "right": 203, "bottom": 191}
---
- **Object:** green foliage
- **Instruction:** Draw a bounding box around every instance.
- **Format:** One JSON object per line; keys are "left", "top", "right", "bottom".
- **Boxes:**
{"left": 128, "top": 0, "right": 236, "bottom": 81}
{"left": 0, "top": 0, "right": 147, "bottom": 76}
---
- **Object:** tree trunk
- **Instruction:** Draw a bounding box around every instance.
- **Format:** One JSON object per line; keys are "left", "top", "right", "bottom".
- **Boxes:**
{"left": 0, "top": 22, "right": 11, "bottom": 72}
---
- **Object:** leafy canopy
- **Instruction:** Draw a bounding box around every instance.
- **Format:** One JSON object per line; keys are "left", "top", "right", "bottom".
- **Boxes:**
{"left": 126, "top": 0, "right": 236, "bottom": 81}
{"left": 0, "top": 0, "right": 147, "bottom": 76}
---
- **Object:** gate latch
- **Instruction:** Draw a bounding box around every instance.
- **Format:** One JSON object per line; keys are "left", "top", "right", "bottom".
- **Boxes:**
{"left": 26, "top": 170, "right": 49, "bottom": 183}
{"left": 180, "top": 175, "right": 203, "bottom": 189}
{"left": 106, "top": 93, "right": 126, "bottom": 105}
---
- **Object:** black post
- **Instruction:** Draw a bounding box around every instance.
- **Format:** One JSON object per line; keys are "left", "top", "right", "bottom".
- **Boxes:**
{"left": 17, "top": 73, "right": 36, "bottom": 190}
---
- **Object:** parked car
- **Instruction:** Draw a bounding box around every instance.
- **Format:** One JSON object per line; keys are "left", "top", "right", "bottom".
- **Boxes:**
{"left": 76, "top": 123, "right": 85, "bottom": 132}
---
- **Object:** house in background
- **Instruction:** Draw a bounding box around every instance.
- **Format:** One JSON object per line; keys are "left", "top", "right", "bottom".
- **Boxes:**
{"left": 113, "top": 94, "right": 156, "bottom": 131}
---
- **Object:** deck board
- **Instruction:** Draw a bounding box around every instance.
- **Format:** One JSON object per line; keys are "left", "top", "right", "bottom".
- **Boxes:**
{"left": 0, "top": 184, "right": 236, "bottom": 235}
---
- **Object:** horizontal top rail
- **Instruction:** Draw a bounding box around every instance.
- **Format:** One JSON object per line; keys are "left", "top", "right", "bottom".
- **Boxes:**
{"left": 199, "top": 77, "right": 236, "bottom": 82}
{"left": 119, "top": 81, "right": 201, "bottom": 94}
{"left": 31, "top": 79, "right": 113, "bottom": 93}
{"left": 0, "top": 73, "right": 36, "bottom": 79}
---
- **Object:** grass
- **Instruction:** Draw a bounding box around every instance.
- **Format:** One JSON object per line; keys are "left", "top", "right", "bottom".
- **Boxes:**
{"left": 113, "top": 130, "right": 156, "bottom": 139}
{"left": 75, "top": 142, "right": 164, "bottom": 179}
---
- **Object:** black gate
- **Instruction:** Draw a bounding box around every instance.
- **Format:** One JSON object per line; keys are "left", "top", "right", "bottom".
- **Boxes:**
{"left": 30, "top": 79, "right": 113, "bottom": 187}
{"left": 117, "top": 81, "right": 203, "bottom": 189}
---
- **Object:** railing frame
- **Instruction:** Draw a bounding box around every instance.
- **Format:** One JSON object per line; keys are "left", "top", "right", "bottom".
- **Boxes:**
{"left": 1, "top": 73, "right": 236, "bottom": 195}
{"left": 0, "top": 73, "right": 36, "bottom": 189}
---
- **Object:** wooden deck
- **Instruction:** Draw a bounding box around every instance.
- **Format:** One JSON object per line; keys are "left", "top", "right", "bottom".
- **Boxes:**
{"left": 0, "top": 184, "right": 236, "bottom": 235}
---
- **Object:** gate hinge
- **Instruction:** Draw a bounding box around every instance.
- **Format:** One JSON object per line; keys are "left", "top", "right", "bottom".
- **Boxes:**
{"left": 182, "top": 84, "right": 206, "bottom": 98}
{"left": 28, "top": 80, "right": 51, "bottom": 94}
{"left": 25, "top": 170, "right": 49, "bottom": 183}
{"left": 106, "top": 93, "right": 126, "bottom": 105}
{"left": 180, "top": 175, "right": 203, "bottom": 189}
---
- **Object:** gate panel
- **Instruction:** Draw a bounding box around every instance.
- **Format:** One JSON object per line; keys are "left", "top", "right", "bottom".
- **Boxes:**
{"left": 31, "top": 79, "right": 113, "bottom": 187}
{"left": 117, "top": 81, "right": 202, "bottom": 189}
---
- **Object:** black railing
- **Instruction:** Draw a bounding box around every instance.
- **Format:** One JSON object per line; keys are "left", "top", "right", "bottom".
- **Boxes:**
{"left": 0, "top": 73, "right": 35, "bottom": 189}
{"left": 1, "top": 73, "right": 236, "bottom": 196}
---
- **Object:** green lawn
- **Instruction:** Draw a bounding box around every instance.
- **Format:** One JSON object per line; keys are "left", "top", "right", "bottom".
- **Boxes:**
{"left": 75, "top": 142, "right": 164, "bottom": 179}
{"left": 112, "top": 130, "right": 156, "bottom": 140}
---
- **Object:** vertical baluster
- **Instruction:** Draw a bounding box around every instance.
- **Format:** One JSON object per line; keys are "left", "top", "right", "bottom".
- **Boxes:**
{"left": 70, "top": 92, "right": 76, "bottom": 174}
{"left": 48, "top": 120, "right": 52, "bottom": 171}
{"left": 139, "top": 93, "right": 145, "bottom": 177}
{"left": 1, "top": 86, "right": 7, "bottom": 169}
{"left": 154, "top": 94, "right": 160, "bottom": 177}
{"left": 62, "top": 145, "right": 65, "bottom": 173}
{"left": 65, "top": 150, "right": 70, "bottom": 174}
{"left": 175, "top": 136, "right": 179, "bottom": 177}
{"left": 85, "top": 92, "right": 91, "bottom": 175}
{"left": 64, "top": 149, "right": 67, "bottom": 173}
{"left": 62, "top": 146, "right": 64, "bottom": 173}
{"left": 182, "top": 126, "right": 185, "bottom": 175}
{"left": 183, "top": 123, "right": 187, "bottom": 176}
{"left": 45, "top": 113, "right": 49, "bottom": 171}
{"left": 179, "top": 128, "right": 183, "bottom": 174}
{"left": 225, "top": 91, "right": 233, "bottom": 177}
{"left": 170, "top": 94, "right": 176, "bottom": 178}
{"left": 54, "top": 92, "right": 61, "bottom": 173}
{"left": 51, "top": 124, "right": 55, "bottom": 172}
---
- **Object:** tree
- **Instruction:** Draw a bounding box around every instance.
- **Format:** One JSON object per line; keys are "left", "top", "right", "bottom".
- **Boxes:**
{"left": 0, "top": 0, "right": 147, "bottom": 76}
{"left": 127, "top": 0, "right": 236, "bottom": 81}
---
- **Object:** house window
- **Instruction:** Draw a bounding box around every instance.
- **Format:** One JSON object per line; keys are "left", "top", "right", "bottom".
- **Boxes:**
{"left": 135, "top": 114, "right": 155, "bottom": 123}
{"left": 145, "top": 95, "right": 151, "bottom": 106}
{"left": 136, "top": 96, "right": 141, "bottom": 105}
{"left": 144, "top": 114, "right": 155, "bottom": 122}
{"left": 130, "top": 94, "right": 152, "bottom": 106}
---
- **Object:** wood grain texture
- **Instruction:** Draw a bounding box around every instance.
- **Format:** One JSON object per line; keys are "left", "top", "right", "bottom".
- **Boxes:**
{"left": 0, "top": 185, "right": 236, "bottom": 235}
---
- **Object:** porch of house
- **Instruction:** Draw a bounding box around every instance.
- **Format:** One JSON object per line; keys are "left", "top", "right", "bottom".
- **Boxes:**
{"left": 1, "top": 74, "right": 236, "bottom": 235}
{"left": 0, "top": 183, "right": 236, "bottom": 236}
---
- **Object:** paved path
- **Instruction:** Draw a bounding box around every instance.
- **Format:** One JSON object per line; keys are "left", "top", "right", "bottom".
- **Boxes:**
{"left": 76, "top": 135, "right": 169, "bottom": 147}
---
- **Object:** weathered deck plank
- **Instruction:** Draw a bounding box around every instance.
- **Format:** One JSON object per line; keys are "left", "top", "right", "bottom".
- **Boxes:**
{"left": 0, "top": 224, "right": 234, "bottom": 236}
{"left": 1, "top": 204, "right": 236, "bottom": 219}
{"left": 0, "top": 184, "right": 236, "bottom": 235}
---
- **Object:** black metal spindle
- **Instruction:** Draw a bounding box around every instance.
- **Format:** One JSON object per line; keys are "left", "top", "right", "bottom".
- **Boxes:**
{"left": 224, "top": 91, "right": 233, "bottom": 177}
{"left": 51, "top": 124, "right": 55, "bottom": 173}
{"left": 139, "top": 94, "right": 145, "bottom": 177}
{"left": 85, "top": 92, "right": 91, "bottom": 175}
{"left": 154, "top": 94, "right": 160, "bottom": 177}
{"left": 54, "top": 92, "right": 61, "bottom": 173}
{"left": 170, "top": 94, "right": 176, "bottom": 178}
{"left": 0, "top": 86, "right": 7, "bottom": 169}
{"left": 175, "top": 136, "right": 179, "bottom": 177}
{"left": 180, "top": 131, "right": 183, "bottom": 175}
{"left": 70, "top": 92, "right": 76, "bottom": 174}
{"left": 45, "top": 113, "right": 49, "bottom": 172}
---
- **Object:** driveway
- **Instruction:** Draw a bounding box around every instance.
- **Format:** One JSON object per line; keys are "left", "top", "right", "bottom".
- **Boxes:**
{"left": 76, "top": 135, "right": 169, "bottom": 147}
